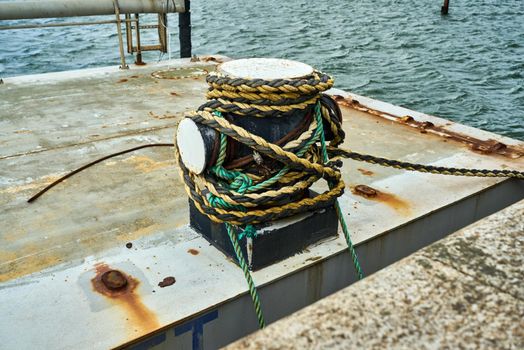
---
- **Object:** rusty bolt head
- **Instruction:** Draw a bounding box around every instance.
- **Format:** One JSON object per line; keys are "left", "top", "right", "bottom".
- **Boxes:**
{"left": 101, "top": 270, "right": 128, "bottom": 290}
{"left": 478, "top": 145, "right": 490, "bottom": 152}
{"left": 354, "top": 184, "right": 378, "bottom": 198}
{"left": 420, "top": 121, "right": 434, "bottom": 129}
{"left": 158, "top": 276, "right": 176, "bottom": 288}
{"left": 471, "top": 141, "right": 506, "bottom": 153}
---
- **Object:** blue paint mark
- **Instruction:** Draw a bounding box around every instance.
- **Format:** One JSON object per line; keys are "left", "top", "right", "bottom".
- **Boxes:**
{"left": 128, "top": 332, "right": 166, "bottom": 350}
{"left": 175, "top": 310, "right": 219, "bottom": 350}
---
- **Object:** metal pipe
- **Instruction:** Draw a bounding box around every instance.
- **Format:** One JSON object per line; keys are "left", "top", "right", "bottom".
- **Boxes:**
{"left": 0, "top": 0, "right": 185, "bottom": 20}
{"left": 178, "top": 0, "right": 191, "bottom": 58}
{"left": 125, "top": 14, "right": 133, "bottom": 53}
{"left": 112, "top": 0, "right": 128, "bottom": 70}
{"left": 132, "top": 44, "right": 163, "bottom": 51}
{"left": 134, "top": 13, "right": 143, "bottom": 65}
{"left": 157, "top": 13, "right": 168, "bottom": 53}
{"left": 0, "top": 19, "right": 137, "bottom": 31}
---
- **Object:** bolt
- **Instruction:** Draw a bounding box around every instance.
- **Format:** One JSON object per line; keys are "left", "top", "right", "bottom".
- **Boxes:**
{"left": 471, "top": 141, "right": 506, "bottom": 154}
{"left": 101, "top": 270, "right": 128, "bottom": 290}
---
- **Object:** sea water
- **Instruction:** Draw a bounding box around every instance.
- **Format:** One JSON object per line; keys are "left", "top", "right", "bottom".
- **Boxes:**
{"left": 0, "top": 0, "right": 522, "bottom": 139}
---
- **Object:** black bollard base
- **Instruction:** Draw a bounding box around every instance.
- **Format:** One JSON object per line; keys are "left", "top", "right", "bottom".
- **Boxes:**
{"left": 189, "top": 193, "right": 339, "bottom": 271}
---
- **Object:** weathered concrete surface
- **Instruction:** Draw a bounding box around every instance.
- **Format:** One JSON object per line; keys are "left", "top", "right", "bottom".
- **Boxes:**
{"left": 227, "top": 199, "right": 524, "bottom": 350}
{"left": 0, "top": 59, "right": 218, "bottom": 282}
{"left": 3, "top": 58, "right": 522, "bottom": 285}
{"left": 1, "top": 58, "right": 524, "bottom": 349}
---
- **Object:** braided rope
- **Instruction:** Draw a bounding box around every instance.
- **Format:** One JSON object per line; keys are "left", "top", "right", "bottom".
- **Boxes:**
{"left": 175, "top": 71, "right": 351, "bottom": 329}
{"left": 329, "top": 148, "right": 524, "bottom": 179}
{"left": 315, "top": 104, "right": 364, "bottom": 279}
{"left": 174, "top": 68, "right": 523, "bottom": 329}
{"left": 226, "top": 223, "right": 265, "bottom": 328}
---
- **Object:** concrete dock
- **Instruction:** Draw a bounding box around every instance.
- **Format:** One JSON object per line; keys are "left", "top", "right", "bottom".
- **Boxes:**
{"left": 1, "top": 57, "right": 523, "bottom": 349}
{"left": 227, "top": 199, "right": 524, "bottom": 349}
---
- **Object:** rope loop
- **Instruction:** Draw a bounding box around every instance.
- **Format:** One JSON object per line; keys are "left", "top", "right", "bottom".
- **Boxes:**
{"left": 174, "top": 69, "right": 359, "bottom": 328}
{"left": 238, "top": 225, "right": 257, "bottom": 240}
{"left": 176, "top": 70, "right": 348, "bottom": 227}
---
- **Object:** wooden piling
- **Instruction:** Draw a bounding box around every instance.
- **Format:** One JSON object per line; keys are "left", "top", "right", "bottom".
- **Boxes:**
{"left": 441, "top": 0, "right": 450, "bottom": 15}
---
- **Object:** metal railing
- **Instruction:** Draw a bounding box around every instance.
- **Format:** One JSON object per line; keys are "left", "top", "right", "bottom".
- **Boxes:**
{"left": 0, "top": 0, "right": 191, "bottom": 69}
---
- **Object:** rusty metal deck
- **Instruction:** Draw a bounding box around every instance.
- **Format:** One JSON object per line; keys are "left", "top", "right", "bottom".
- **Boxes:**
{"left": 0, "top": 57, "right": 523, "bottom": 349}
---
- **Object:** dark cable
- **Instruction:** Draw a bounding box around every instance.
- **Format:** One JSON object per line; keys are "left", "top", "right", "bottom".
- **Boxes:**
{"left": 27, "top": 143, "right": 174, "bottom": 203}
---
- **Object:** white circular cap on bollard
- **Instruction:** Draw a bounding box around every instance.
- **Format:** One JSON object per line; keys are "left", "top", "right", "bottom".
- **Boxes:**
{"left": 177, "top": 58, "right": 315, "bottom": 175}
{"left": 218, "top": 58, "right": 314, "bottom": 80}
{"left": 176, "top": 118, "right": 208, "bottom": 174}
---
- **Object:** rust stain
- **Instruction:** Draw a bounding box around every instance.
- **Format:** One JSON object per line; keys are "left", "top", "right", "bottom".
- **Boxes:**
{"left": 333, "top": 95, "right": 523, "bottom": 159}
{"left": 121, "top": 221, "right": 161, "bottom": 241}
{"left": 170, "top": 91, "right": 179, "bottom": 96}
{"left": 351, "top": 185, "right": 411, "bottom": 216}
{"left": 357, "top": 168, "right": 374, "bottom": 176}
{"left": 91, "top": 263, "right": 160, "bottom": 332}
{"left": 0, "top": 218, "right": 169, "bottom": 283}
{"left": 117, "top": 78, "right": 128, "bottom": 83}
{"left": 0, "top": 249, "right": 63, "bottom": 283}
{"left": 158, "top": 276, "right": 176, "bottom": 288}
{"left": 353, "top": 184, "right": 378, "bottom": 197}
{"left": 129, "top": 75, "right": 139, "bottom": 78}
{"left": 0, "top": 247, "right": 62, "bottom": 283}
{"left": 201, "top": 56, "right": 224, "bottom": 63}
{"left": 470, "top": 140, "right": 507, "bottom": 154}
{"left": 13, "top": 129, "right": 32, "bottom": 134}
{"left": 101, "top": 270, "right": 128, "bottom": 290}
{"left": 123, "top": 155, "right": 172, "bottom": 173}
{"left": 305, "top": 256, "right": 322, "bottom": 262}
{"left": 147, "top": 111, "right": 178, "bottom": 120}
{"left": 332, "top": 94, "right": 358, "bottom": 108}
{"left": 187, "top": 248, "right": 199, "bottom": 255}
{"left": 151, "top": 68, "right": 210, "bottom": 80}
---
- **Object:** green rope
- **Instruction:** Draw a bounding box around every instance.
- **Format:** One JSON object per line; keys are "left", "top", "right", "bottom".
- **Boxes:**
{"left": 208, "top": 105, "right": 363, "bottom": 331}
{"left": 208, "top": 111, "right": 265, "bottom": 328}
{"left": 226, "top": 223, "right": 265, "bottom": 329}
{"left": 315, "top": 102, "right": 364, "bottom": 280}
{"left": 247, "top": 116, "right": 323, "bottom": 192}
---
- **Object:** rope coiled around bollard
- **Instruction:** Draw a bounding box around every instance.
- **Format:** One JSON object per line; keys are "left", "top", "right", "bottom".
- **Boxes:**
{"left": 175, "top": 71, "right": 363, "bottom": 328}
{"left": 175, "top": 70, "right": 524, "bottom": 329}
